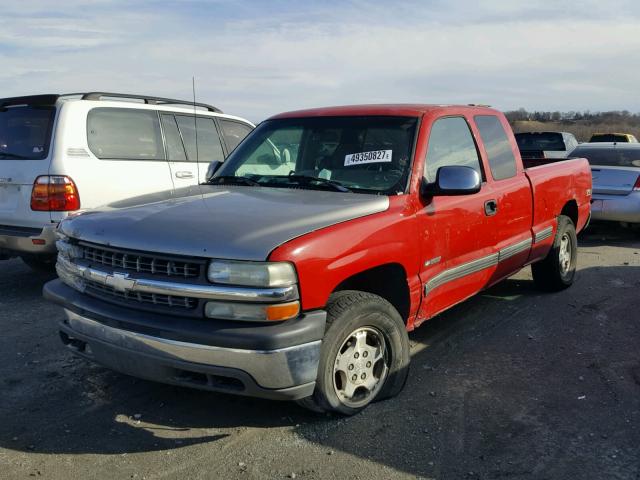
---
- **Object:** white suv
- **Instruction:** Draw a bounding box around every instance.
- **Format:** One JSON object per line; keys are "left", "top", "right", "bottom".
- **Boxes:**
{"left": 0, "top": 92, "right": 254, "bottom": 271}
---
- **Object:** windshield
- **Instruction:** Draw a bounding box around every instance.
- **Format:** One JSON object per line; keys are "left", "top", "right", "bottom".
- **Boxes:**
{"left": 571, "top": 146, "right": 640, "bottom": 167}
{"left": 215, "top": 116, "right": 419, "bottom": 194}
{"left": 515, "top": 132, "right": 566, "bottom": 151}
{"left": 0, "top": 105, "right": 55, "bottom": 160}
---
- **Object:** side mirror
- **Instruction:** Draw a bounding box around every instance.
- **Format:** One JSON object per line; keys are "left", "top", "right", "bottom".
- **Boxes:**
{"left": 421, "top": 165, "right": 481, "bottom": 196}
{"left": 206, "top": 160, "right": 223, "bottom": 182}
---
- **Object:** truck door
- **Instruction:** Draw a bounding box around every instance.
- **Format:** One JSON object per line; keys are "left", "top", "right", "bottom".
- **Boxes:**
{"left": 417, "top": 116, "right": 499, "bottom": 320}
{"left": 473, "top": 115, "right": 533, "bottom": 284}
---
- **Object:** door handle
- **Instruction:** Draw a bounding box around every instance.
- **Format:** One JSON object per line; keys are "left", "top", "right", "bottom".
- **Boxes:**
{"left": 484, "top": 199, "right": 498, "bottom": 216}
{"left": 175, "top": 171, "right": 194, "bottom": 179}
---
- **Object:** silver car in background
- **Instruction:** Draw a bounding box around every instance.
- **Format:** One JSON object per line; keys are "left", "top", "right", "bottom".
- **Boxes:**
{"left": 570, "top": 143, "right": 640, "bottom": 225}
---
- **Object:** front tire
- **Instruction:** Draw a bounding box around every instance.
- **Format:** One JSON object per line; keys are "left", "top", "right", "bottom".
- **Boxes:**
{"left": 298, "top": 291, "right": 410, "bottom": 415}
{"left": 531, "top": 215, "right": 577, "bottom": 291}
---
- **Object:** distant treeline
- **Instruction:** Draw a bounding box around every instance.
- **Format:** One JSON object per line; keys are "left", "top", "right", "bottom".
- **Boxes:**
{"left": 505, "top": 108, "right": 640, "bottom": 142}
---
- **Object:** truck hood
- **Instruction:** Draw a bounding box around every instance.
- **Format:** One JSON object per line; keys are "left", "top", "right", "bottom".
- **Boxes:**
{"left": 60, "top": 185, "right": 389, "bottom": 260}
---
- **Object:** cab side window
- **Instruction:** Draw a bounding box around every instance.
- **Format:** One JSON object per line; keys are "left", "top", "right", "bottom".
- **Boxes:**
{"left": 474, "top": 115, "right": 517, "bottom": 180}
{"left": 424, "top": 117, "right": 481, "bottom": 183}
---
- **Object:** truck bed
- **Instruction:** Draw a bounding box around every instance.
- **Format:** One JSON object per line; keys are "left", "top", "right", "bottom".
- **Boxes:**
{"left": 524, "top": 157, "right": 592, "bottom": 236}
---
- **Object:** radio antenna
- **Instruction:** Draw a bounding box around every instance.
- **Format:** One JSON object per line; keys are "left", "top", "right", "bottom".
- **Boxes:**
{"left": 192, "top": 76, "right": 200, "bottom": 184}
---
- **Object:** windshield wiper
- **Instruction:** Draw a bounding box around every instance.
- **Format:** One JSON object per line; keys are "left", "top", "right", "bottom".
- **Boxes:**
{"left": 0, "top": 152, "right": 29, "bottom": 159}
{"left": 269, "top": 175, "right": 352, "bottom": 192}
{"left": 205, "top": 175, "right": 261, "bottom": 187}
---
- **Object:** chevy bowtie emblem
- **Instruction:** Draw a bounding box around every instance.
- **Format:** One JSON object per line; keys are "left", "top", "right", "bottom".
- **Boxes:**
{"left": 105, "top": 272, "right": 137, "bottom": 292}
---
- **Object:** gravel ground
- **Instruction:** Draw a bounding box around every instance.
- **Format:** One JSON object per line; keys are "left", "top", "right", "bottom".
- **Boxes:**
{"left": 0, "top": 223, "right": 639, "bottom": 480}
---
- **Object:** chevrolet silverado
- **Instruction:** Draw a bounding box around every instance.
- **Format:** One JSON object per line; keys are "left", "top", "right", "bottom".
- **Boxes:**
{"left": 44, "top": 104, "right": 592, "bottom": 415}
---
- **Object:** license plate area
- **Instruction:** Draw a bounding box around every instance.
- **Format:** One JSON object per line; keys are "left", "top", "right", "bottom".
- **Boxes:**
{"left": 0, "top": 184, "right": 21, "bottom": 212}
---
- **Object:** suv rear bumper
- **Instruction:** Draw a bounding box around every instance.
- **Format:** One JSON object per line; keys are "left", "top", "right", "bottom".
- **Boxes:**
{"left": 0, "top": 224, "right": 58, "bottom": 256}
{"left": 44, "top": 279, "right": 326, "bottom": 400}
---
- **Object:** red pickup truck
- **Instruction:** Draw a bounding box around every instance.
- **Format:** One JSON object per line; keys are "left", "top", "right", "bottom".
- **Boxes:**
{"left": 45, "top": 104, "right": 592, "bottom": 415}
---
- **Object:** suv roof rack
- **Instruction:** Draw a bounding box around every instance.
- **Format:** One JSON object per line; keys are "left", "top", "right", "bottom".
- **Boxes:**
{"left": 1, "top": 93, "right": 224, "bottom": 113}
{"left": 79, "top": 92, "right": 223, "bottom": 113}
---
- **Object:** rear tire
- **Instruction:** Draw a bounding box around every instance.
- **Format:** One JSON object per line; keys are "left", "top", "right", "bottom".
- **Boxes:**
{"left": 297, "top": 290, "right": 410, "bottom": 416}
{"left": 21, "top": 254, "right": 57, "bottom": 274}
{"left": 531, "top": 215, "right": 577, "bottom": 291}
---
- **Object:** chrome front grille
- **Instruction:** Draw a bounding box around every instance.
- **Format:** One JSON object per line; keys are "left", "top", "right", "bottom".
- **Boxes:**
{"left": 80, "top": 242, "right": 202, "bottom": 279}
{"left": 84, "top": 280, "right": 198, "bottom": 310}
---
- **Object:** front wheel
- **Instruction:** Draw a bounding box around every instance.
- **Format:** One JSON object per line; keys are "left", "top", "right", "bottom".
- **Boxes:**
{"left": 297, "top": 291, "right": 410, "bottom": 415}
{"left": 531, "top": 215, "right": 577, "bottom": 291}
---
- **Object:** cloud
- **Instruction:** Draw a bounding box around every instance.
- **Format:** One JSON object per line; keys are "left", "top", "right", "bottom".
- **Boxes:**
{"left": 1, "top": 0, "right": 639, "bottom": 121}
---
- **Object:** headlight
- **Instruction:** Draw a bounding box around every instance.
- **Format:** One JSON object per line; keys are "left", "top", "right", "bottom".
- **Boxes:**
{"left": 207, "top": 260, "right": 297, "bottom": 287}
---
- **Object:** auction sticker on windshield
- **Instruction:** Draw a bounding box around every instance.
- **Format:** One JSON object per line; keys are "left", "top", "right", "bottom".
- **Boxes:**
{"left": 344, "top": 149, "right": 392, "bottom": 166}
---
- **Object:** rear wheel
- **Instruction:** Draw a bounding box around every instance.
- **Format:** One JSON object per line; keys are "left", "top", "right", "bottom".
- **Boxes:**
{"left": 21, "top": 254, "right": 57, "bottom": 274}
{"left": 531, "top": 215, "right": 577, "bottom": 291}
{"left": 297, "top": 291, "right": 410, "bottom": 415}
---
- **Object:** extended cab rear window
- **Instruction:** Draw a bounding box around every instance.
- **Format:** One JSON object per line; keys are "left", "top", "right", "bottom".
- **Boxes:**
{"left": 571, "top": 146, "right": 640, "bottom": 167}
{"left": 0, "top": 105, "right": 55, "bottom": 160}
{"left": 475, "top": 115, "right": 517, "bottom": 180}
{"left": 87, "top": 108, "right": 164, "bottom": 160}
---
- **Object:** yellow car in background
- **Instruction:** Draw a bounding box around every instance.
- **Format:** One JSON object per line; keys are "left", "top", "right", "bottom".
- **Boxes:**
{"left": 589, "top": 133, "right": 638, "bottom": 143}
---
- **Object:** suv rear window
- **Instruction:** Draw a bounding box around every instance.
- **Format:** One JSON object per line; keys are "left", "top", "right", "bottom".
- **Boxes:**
{"left": 515, "top": 132, "right": 566, "bottom": 151}
{"left": 571, "top": 146, "right": 640, "bottom": 167}
{"left": 0, "top": 105, "right": 55, "bottom": 160}
{"left": 87, "top": 108, "right": 164, "bottom": 160}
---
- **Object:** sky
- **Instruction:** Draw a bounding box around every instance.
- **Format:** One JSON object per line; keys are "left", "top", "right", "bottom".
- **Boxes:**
{"left": 1, "top": 0, "right": 639, "bottom": 123}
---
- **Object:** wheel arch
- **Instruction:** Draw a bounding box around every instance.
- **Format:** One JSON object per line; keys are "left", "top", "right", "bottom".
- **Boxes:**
{"left": 560, "top": 199, "right": 579, "bottom": 227}
{"left": 331, "top": 263, "right": 411, "bottom": 324}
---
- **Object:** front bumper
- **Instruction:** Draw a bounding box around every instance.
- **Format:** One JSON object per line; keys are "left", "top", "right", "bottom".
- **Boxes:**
{"left": 591, "top": 192, "right": 640, "bottom": 224}
{"left": 44, "top": 279, "right": 326, "bottom": 400}
{"left": 0, "top": 224, "right": 58, "bottom": 257}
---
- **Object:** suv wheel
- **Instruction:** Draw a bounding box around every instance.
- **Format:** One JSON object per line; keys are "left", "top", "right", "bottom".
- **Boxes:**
{"left": 21, "top": 254, "right": 57, "bottom": 274}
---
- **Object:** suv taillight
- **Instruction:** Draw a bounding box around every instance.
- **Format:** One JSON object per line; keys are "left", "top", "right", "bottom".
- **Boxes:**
{"left": 634, "top": 175, "right": 640, "bottom": 192}
{"left": 30, "top": 176, "right": 81, "bottom": 211}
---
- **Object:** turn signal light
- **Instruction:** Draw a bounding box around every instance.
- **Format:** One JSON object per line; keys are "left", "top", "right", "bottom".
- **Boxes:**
{"left": 30, "top": 176, "right": 81, "bottom": 211}
{"left": 633, "top": 175, "right": 640, "bottom": 191}
{"left": 265, "top": 301, "right": 301, "bottom": 321}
